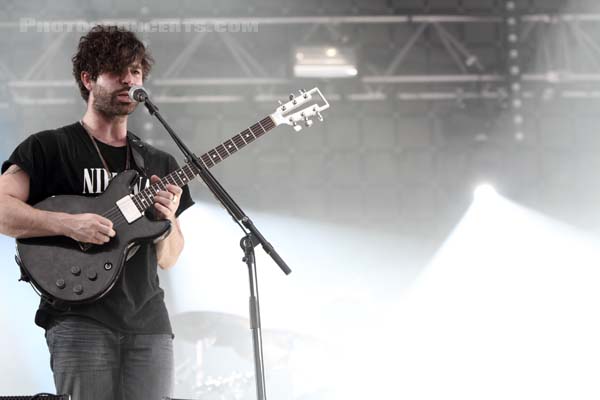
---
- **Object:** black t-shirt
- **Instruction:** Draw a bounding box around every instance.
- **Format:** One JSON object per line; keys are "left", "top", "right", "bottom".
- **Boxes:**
{"left": 1, "top": 122, "right": 194, "bottom": 335}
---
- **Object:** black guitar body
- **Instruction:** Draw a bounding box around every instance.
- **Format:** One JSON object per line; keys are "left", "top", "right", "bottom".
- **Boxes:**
{"left": 16, "top": 170, "right": 171, "bottom": 305}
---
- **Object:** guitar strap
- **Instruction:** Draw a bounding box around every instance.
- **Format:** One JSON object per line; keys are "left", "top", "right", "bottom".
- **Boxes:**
{"left": 127, "top": 131, "right": 147, "bottom": 176}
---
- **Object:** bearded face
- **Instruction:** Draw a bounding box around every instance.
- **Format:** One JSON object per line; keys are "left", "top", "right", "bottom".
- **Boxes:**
{"left": 91, "top": 82, "right": 138, "bottom": 117}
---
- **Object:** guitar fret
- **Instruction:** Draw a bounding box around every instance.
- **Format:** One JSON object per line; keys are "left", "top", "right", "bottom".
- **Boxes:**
{"left": 138, "top": 194, "right": 148, "bottom": 209}
{"left": 224, "top": 139, "right": 238, "bottom": 153}
{"left": 187, "top": 164, "right": 199, "bottom": 176}
{"left": 132, "top": 195, "right": 142, "bottom": 211}
{"left": 263, "top": 118, "right": 274, "bottom": 130}
{"left": 239, "top": 130, "right": 249, "bottom": 144}
{"left": 166, "top": 175, "right": 177, "bottom": 186}
{"left": 142, "top": 190, "right": 153, "bottom": 206}
{"left": 233, "top": 134, "right": 246, "bottom": 148}
{"left": 182, "top": 165, "right": 191, "bottom": 179}
{"left": 179, "top": 171, "right": 188, "bottom": 184}
{"left": 208, "top": 149, "right": 222, "bottom": 163}
{"left": 140, "top": 192, "right": 152, "bottom": 208}
{"left": 201, "top": 153, "right": 214, "bottom": 168}
{"left": 135, "top": 195, "right": 145, "bottom": 209}
{"left": 216, "top": 144, "right": 229, "bottom": 159}
{"left": 257, "top": 120, "right": 266, "bottom": 136}
{"left": 186, "top": 168, "right": 194, "bottom": 180}
{"left": 246, "top": 126, "right": 257, "bottom": 142}
{"left": 173, "top": 171, "right": 185, "bottom": 186}
{"left": 182, "top": 165, "right": 192, "bottom": 179}
{"left": 180, "top": 169, "right": 189, "bottom": 183}
{"left": 166, "top": 173, "right": 175, "bottom": 186}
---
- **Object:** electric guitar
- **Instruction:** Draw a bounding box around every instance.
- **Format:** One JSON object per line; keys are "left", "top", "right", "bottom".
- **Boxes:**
{"left": 15, "top": 88, "right": 329, "bottom": 305}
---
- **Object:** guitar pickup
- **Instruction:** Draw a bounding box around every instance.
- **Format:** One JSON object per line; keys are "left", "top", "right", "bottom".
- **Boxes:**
{"left": 116, "top": 194, "right": 143, "bottom": 223}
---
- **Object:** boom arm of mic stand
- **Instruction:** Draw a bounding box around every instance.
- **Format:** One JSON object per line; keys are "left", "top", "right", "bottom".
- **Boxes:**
{"left": 141, "top": 98, "right": 292, "bottom": 275}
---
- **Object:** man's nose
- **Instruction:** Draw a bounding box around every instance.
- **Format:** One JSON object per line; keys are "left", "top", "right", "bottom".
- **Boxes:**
{"left": 121, "top": 70, "right": 135, "bottom": 86}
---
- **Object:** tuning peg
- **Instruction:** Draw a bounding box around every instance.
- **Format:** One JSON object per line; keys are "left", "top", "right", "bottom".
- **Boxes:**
{"left": 289, "top": 93, "right": 295, "bottom": 100}
{"left": 301, "top": 88, "right": 309, "bottom": 99}
{"left": 302, "top": 113, "right": 313, "bottom": 127}
{"left": 292, "top": 121, "right": 302, "bottom": 132}
{"left": 317, "top": 111, "right": 323, "bottom": 122}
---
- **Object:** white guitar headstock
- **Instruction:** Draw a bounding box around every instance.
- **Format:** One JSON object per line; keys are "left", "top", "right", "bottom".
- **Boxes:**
{"left": 269, "top": 87, "right": 330, "bottom": 132}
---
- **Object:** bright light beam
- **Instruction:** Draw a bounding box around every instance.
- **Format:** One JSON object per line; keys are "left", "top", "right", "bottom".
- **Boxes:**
{"left": 375, "top": 189, "right": 600, "bottom": 400}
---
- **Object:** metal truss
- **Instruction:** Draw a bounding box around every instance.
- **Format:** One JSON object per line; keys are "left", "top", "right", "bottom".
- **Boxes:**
{"left": 3, "top": 13, "right": 600, "bottom": 105}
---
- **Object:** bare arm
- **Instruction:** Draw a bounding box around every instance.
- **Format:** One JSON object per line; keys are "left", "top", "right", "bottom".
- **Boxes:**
{"left": 156, "top": 217, "right": 185, "bottom": 270}
{"left": 0, "top": 165, "right": 115, "bottom": 244}
{"left": 150, "top": 175, "right": 185, "bottom": 269}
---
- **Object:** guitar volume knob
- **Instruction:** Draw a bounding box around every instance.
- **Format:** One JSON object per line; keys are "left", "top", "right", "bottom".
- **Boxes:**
{"left": 73, "top": 285, "right": 83, "bottom": 295}
{"left": 56, "top": 279, "right": 66, "bottom": 289}
{"left": 87, "top": 271, "right": 98, "bottom": 281}
{"left": 70, "top": 266, "right": 81, "bottom": 276}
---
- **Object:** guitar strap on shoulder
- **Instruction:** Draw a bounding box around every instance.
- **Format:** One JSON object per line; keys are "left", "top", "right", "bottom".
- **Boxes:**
{"left": 127, "top": 131, "right": 146, "bottom": 176}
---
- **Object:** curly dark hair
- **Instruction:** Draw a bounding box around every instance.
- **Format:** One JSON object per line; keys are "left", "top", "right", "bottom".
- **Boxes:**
{"left": 72, "top": 25, "right": 154, "bottom": 102}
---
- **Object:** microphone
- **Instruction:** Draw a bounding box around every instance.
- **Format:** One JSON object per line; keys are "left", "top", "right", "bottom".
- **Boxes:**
{"left": 128, "top": 85, "right": 149, "bottom": 102}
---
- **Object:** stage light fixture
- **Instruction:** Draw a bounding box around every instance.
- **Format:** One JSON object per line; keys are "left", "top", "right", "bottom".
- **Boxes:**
{"left": 293, "top": 46, "right": 357, "bottom": 78}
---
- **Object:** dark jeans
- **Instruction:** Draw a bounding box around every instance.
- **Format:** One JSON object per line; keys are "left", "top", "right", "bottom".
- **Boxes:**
{"left": 45, "top": 316, "right": 173, "bottom": 400}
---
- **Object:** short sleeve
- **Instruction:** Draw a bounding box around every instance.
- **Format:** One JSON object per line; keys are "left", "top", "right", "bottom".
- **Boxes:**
{"left": 1, "top": 134, "right": 52, "bottom": 205}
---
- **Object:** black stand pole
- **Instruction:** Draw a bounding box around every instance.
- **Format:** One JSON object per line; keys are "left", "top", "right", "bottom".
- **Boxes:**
{"left": 141, "top": 96, "right": 290, "bottom": 400}
{"left": 242, "top": 234, "right": 267, "bottom": 400}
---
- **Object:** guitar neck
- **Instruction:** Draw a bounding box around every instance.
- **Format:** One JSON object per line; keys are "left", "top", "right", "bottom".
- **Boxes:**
{"left": 131, "top": 115, "right": 276, "bottom": 211}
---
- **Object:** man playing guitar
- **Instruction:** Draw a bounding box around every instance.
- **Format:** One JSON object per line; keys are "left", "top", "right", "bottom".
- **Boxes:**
{"left": 0, "top": 25, "right": 194, "bottom": 400}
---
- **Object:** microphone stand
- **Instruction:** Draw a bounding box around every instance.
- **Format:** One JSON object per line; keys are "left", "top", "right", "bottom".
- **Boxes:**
{"left": 140, "top": 95, "right": 291, "bottom": 400}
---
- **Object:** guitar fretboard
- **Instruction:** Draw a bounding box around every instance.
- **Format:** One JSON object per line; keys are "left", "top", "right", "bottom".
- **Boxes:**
{"left": 129, "top": 116, "right": 276, "bottom": 213}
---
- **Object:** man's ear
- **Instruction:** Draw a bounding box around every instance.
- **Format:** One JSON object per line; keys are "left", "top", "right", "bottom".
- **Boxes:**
{"left": 81, "top": 71, "right": 93, "bottom": 91}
